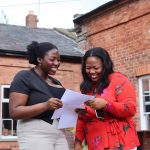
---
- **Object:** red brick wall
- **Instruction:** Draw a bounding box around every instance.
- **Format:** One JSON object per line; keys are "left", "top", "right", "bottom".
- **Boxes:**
{"left": 0, "top": 141, "right": 18, "bottom": 150}
{"left": 0, "top": 57, "right": 82, "bottom": 89}
{"left": 76, "top": 0, "right": 150, "bottom": 130}
{"left": 0, "top": 56, "right": 82, "bottom": 149}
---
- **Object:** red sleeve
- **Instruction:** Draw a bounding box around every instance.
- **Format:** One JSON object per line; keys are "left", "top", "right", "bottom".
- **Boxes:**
{"left": 75, "top": 117, "right": 86, "bottom": 144}
{"left": 104, "top": 73, "right": 136, "bottom": 118}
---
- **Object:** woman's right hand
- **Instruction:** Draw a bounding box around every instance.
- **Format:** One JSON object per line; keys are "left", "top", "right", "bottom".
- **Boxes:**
{"left": 74, "top": 143, "right": 82, "bottom": 150}
{"left": 9, "top": 92, "right": 63, "bottom": 119}
{"left": 85, "top": 98, "right": 107, "bottom": 110}
{"left": 46, "top": 98, "right": 63, "bottom": 110}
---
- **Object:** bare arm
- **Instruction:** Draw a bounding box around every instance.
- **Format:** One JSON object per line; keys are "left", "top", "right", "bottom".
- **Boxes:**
{"left": 9, "top": 92, "right": 63, "bottom": 119}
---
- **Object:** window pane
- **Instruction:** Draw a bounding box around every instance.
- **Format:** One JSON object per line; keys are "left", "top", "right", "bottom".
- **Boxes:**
{"left": 145, "top": 95, "right": 150, "bottom": 102}
{"left": 142, "top": 78, "right": 150, "bottom": 113}
{"left": 142, "top": 78, "right": 150, "bottom": 92}
{"left": 4, "top": 87, "right": 10, "bottom": 99}
{"left": 2, "top": 102, "right": 17, "bottom": 136}
{"left": 148, "top": 114, "right": 150, "bottom": 130}
{"left": 146, "top": 105, "right": 150, "bottom": 112}
{"left": 144, "top": 93, "right": 150, "bottom": 112}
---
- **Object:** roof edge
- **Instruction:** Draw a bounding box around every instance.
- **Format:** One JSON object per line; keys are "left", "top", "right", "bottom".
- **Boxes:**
{"left": 0, "top": 49, "right": 82, "bottom": 63}
{"left": 73, "top": 0, "right": 130, "bottom": 24}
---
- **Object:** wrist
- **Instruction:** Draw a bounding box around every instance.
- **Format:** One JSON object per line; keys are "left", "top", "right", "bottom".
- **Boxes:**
{"left": 104, "top": 100, "right": 112, "bottom": 111}
{"left": 44, "top": 101, "right": 50, "bottom": 110}
{"left": 103, "top": 99, "right": 108, "bottom": 110}
{"left": 102, "top": 99, "right": 107, "bottom": 108}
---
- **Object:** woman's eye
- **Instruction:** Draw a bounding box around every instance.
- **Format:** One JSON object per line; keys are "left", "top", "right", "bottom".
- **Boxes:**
{"left": 50, "top": 59, "right": 54, "bottom": 61}
{"left": 49, "top": 57, "right": 55, "bottom": 61}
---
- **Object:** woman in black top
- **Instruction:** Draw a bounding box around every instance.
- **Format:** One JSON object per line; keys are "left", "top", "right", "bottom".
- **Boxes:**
{"left": 9, "top": 41, "right": 69, "bottom": 150}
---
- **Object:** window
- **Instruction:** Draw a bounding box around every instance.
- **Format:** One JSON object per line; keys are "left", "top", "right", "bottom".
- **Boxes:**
{"left": 139, "top": 75, "right": 150, "bottom": 130}
{"left": 0, "top": 85, "right": 17, "bottom": 140}
{"left": 144, "top": 91, "right": 150, "bottom": 112}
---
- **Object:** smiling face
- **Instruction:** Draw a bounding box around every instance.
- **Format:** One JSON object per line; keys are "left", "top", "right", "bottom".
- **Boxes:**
{"left": 85, "top": 56, "right": 103, "bottom": 82}
{"left": 40, "top": 48, "right": 60, "bottom": 75}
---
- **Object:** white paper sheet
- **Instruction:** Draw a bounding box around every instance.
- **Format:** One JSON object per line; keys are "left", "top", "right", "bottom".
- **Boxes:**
{"left": 52, "top": 89, "right": 94, "bottom": 129}
{"left": 61, "top": 89, "right": 94, "bottom": 105}
{"left": 58, "top": 105, "right": 78, "bottom": 129}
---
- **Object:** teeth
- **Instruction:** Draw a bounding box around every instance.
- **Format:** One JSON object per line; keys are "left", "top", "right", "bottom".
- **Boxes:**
{"left": 51, "top": 68, "right": 57, "bottom": 71}
{"left": 91, "top": 76, "right": 96, "bottom": 78}
{"left": 52, "top": 67, "right": 57, "bottom": 69}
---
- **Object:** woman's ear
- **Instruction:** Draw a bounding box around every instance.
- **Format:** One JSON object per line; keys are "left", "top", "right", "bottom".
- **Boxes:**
{"left": 37, "top": 57, "right": 42, "bottom": 64}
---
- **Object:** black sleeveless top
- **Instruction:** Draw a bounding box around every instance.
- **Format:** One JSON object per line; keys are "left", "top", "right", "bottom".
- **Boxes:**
{"left": 10, "top": 68, "right": 65, "bottom": 124}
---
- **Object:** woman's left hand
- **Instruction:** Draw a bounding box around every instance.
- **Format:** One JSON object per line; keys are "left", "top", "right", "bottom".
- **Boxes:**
{"left": 85, "top": 98, "right": 107, "bottom": 110}
{"left": 75, "top": 108, "right": 87, "bottom": 117}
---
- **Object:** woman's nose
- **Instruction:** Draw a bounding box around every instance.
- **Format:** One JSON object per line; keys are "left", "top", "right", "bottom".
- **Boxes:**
{"left": 54, "top": 60, "right": 60, "bottom": 66}
{"left": 89, "top": 69, "right": 95, "bottom": 74}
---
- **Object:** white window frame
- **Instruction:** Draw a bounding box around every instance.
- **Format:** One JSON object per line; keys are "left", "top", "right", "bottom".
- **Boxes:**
{"left": 139, "top": 75, "right": 150, "bottom": 130}
{"left": 0, "top": 85, "right": 17, "bottom": 141}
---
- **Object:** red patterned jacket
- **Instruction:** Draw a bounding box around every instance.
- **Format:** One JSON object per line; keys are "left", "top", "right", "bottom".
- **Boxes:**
{"left": 75, "top": 72, "right": 140, "bottom": 150}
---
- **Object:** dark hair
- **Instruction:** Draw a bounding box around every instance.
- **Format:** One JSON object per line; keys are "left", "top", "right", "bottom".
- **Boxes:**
{"left": 27, "top": 41, "right": 58, "bottom": 65}
{"left": 80, "top": 47, "right": 114, "bottom": 94}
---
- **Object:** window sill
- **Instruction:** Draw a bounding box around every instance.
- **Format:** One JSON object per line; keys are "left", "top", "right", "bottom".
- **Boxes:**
{"left": 0, "top": 136, "right": 18, "bottom": 141}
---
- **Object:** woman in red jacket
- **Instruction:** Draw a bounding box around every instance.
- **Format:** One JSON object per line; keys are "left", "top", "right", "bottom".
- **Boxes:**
{"left": 74, "top": 47, "right": 140, "bottom": 150}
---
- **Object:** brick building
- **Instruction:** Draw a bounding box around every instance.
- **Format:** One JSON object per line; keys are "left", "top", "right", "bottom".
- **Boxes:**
{"left": 0, "top": 12, "right": 83, "bottom": 150}
{"left": 73, "top": 0, "right": 150, "bottom": 149}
